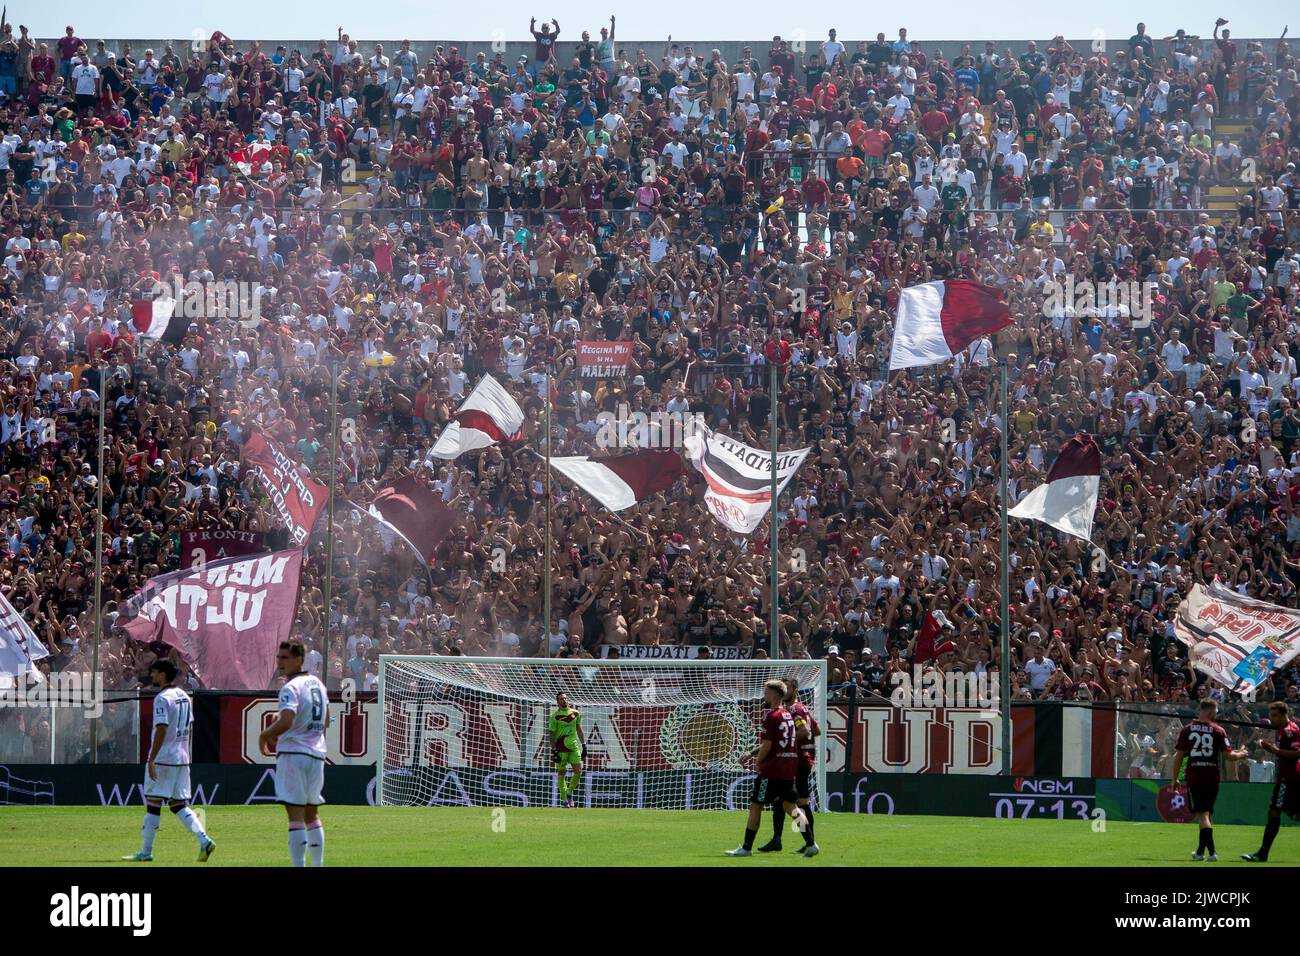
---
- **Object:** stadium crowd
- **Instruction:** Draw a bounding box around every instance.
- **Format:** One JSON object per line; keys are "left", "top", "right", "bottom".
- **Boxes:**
{"left": 1, "top": 14, "right": 1299, "bottom": 730}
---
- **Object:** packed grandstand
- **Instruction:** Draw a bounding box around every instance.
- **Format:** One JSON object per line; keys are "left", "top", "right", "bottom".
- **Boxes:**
{"left": 0, "top": 16, "right": 1298, "bottom": 770}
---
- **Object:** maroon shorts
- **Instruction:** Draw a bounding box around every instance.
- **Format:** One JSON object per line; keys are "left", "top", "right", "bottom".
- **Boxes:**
{"left": 1187, "top": 779, "right": 1219, "bottom": 814}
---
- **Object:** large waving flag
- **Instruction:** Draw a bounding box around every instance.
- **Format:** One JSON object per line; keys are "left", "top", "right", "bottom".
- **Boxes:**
{"left": 119, "top": 550, "right": 306, "bottom": 689}
{"left": 889, "top": 279, "right": 1013, "bottom": 370}
{"left": 366, "top": 474, "right": 455, "bottom": 565}
{"left": 1009, "top": 434, "right": 1102, "bottom": 542}
{"left": 0, "top": 590, "right": 50, "bottom": 687}
{"left": 428, "top": 375, "right": 525, "bottom": 460}
{"left": 683, "top": 430, "right": 810, "bottom": 534}
{"left": 242, "top": 430, "right": 329, "bottom": 546}
{"left": 1175, "top": 580, "right": 1300, "bottom": 691}
{"left": 549, "top": 449, "right": 685, "bottom": 512}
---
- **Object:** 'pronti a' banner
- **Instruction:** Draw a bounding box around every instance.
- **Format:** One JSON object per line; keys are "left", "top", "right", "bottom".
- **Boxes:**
{"left": 180, "top": 529, "right": 268, "bottom": 565}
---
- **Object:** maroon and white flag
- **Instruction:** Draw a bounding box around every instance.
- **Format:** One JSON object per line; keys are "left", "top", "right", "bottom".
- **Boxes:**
{"left": 549, "top": 449, "right": 686, "bottom": 512}
{"left": 888, "top": 280, "right": 1013, "bottom": 370}
{"left": 367, "top": 474, "right": 456, "bottom": 565}
{"left": 180, "top": 529, "right": 268, "bottom": 565}
{"left": 242, "top": 430, "right": 328, "bottom": 546}
{"left": 428, "top": 375, "right": 525, "bottom": 460}
{"left": 120, "top": 550, "right": 306, "bottom": 689}
{"left": 1009, "top": 434, "right": 1103, "bottom": 542}
{"left": 0, "top": 590, "right": 49, "bottom": 686}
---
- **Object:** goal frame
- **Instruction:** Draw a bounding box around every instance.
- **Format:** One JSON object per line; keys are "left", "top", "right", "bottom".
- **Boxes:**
{"left": 376, "top": 655, "right": 828, "bottom": 809}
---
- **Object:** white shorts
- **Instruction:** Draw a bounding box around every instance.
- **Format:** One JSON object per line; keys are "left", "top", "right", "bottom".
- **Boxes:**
{"left": 276, "top": 753, "right": 326, "bottom": 806}
{"left": 144, "top": 764, "right": 191, "bottom": 802}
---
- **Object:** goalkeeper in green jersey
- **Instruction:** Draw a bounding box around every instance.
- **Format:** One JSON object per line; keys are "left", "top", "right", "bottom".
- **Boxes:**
{"left": 550, "top": 692, "right": 586, "bottom": 808}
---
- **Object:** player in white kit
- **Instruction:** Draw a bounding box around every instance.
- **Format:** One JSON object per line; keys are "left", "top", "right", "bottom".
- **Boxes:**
{"left": 123, "top": 659, "right": 216, "bottom": 862}
{"left": 259, "top": 639, "right": 331, "bottom": 866}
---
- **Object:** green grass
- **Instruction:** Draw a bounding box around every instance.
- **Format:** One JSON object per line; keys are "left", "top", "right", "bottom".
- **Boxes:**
{"left": 0, "top": 806, "right": 1294, "bottom": 866}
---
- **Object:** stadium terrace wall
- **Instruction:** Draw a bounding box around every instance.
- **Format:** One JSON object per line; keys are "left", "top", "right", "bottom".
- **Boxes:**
{"left": 109, "top": 694, "right": 1112, "bottom": 778}
{"left": 2, "top": 764, "right": 1292, "bottom": 827}
{"left": 7, "top": 693, "right": 1121, "bottom": 778}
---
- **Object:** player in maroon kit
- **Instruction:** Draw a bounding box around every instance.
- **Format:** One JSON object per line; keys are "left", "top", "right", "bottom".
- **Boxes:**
{"left": 725, "top": 680, "right": 812, "bottom": 857}
{"left": 756, "top": 677, "right": 821, "bottom": 856}
{"left": 1242, "top": 701, "right": 1300, "bottom": 862}
{"left": 1171, "top": 699, "right": 1248, "bottom": 861}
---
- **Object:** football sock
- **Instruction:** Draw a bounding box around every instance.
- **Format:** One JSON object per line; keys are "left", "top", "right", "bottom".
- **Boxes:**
{"left": 141, "top": 807, "right": 161, "bottom": 855}
{"left": 1204, "top": 827, "right": 1215, "bottom": 856}
{"left": 743, "top": 827, "right": 757, "bottom": 851}
{"left": 1260, "top": 816, "right": 1280, "bottom": 859}
{"left": 801, "top": 806, "right": 815, "bottom": 845}
{"left": 557, "top": 774, "right": 568, "bottom": 802}
{"left": 771, "top": 807, "right": 785, "bottom": 842}
{"left": 306, "top": 821, "right": 325, "bottom": 867}
{"left": 288, "top": 823, "right": 307, "bottom": 867}
{"left": 174, "top": 806, "right": 208, "bottom": 844}
{"left": 568, "top": 771, "right": 581, "bottom": 802}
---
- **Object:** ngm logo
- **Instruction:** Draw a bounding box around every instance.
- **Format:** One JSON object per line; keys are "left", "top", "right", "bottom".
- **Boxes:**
{"left": 1013, "top": 777, "right": 1075, "bottom": 794}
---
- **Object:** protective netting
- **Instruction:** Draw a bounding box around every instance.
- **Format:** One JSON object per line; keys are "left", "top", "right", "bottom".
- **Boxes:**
{"left": 378, "top": 657, "right": 827, "bottom": 809}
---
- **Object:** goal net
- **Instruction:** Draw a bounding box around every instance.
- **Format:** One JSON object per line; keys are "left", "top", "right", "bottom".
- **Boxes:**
{"left": 377, "top": 656, "right": 827, "bottom": 810}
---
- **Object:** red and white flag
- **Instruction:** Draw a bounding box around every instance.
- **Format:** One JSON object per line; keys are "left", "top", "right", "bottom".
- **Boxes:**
{"left": 549, "top": 449, "right": 685, "bottom": 512}
{"left": 131, "top": 295, "right": 177, "bottom": 340}
{"left": 0, "top": 590, "right": 49, "bottom": 686}
{"left": 888, "top": 280, "right": 1013, "bottom": 371}
{"left": 913, "top": 609, "right": 956, "bottom": 665}
{"left": 366, "top": 474, "right": 456, "bottom": 565}
{"left": 1009, "top": 434, "right": 1102, "bottom": 542}
{"left": 428, "top": 375, "right": 525, "bottom": 460}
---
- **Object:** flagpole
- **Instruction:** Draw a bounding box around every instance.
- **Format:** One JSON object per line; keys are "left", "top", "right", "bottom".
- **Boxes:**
{"left": 999, "top": 356, "right": 1012, "bottom": 776}
{"left": 323, "top": 363, "right": 338, "bottom": 688}
{"left": 769, "top": 361, "right": 779, "bottom": 659}
{"left": 543, "top": 371, "right": 552, "bottom": 658}
{"left": 91, "top": 364, "right": 106, "bottom": 765}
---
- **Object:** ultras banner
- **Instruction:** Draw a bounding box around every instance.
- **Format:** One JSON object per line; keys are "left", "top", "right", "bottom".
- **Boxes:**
{"left": 119, "top": 550, "right": 306, "bottom": 689}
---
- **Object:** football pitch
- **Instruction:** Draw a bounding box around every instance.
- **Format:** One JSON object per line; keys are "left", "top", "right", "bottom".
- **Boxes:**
{"left": 0, "top": 806, "right": 1293, "bottom": 866}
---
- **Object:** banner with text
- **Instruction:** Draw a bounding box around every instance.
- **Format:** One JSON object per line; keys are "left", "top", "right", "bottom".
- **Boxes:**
{"left": 241, "top": 430, "right": 328, "bottom": 546}
{"left": 577, "top": 341, "right": 634, "bottom": 379}
{"left": 119, "top": 550, "right": 306, "bottom": 690}
{"left": 597, "top": 645, "right": 753, "bottom": 659}
{"left": 180, "top": 529, "right": 268, "bottom": 566}
{"left": 1175, "top": 580, "right": 1300, "bottom": 690}
{"left": 684, "top": 430, "right": 811, "bottom": 534}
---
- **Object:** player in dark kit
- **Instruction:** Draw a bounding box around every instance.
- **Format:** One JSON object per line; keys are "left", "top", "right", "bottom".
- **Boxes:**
{"left": 1242, "top": 701, "right": 1300, "bottom": 862}
{"left": 1171, "top": 699, "right": 1248, "bottom": 861}
{"left": 756, "top": 677, "right": 821, "bottom": 856}
{"left": 725, "top": 680, "right": 812, "bottom": 857}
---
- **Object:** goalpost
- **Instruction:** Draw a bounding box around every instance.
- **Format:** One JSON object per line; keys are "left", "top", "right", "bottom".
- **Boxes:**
{"left": 377, "top": 656, "right": 828, "bottom": 811}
